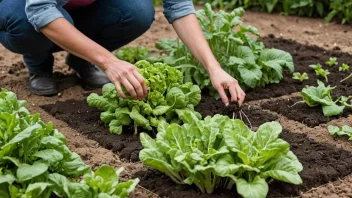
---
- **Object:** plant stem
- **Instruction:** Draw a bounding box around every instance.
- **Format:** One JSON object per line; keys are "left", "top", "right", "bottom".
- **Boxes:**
{"left": 341, "top": 73, "right": 352, "bottom": 83}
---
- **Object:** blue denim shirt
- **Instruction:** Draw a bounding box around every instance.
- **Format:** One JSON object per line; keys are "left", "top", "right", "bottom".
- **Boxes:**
{"left": 25, "top": 0, "right": 195, "bottom": 32}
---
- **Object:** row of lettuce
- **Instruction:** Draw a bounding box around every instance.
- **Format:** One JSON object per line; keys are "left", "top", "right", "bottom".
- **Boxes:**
{"left": 0, "top": 89, "right": 139, "bottom": 198}
{"left": 153, "top": 0, "right": 352, "bottom": 24}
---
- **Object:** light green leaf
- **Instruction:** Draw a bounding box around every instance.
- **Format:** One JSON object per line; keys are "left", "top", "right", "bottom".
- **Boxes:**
{"left": 236, "top": 176, "right": 269, "bottom": 198}
{"left": 32, "top": 149, "right": 64, "bottom": 165}
{"left": 17, "top": 161, "right": 48, "bottom": 182}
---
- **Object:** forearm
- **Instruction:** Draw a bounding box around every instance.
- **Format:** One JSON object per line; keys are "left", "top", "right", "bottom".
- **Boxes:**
{"left": 172, "top": 14, "right": 220, "bottom": 73}
{"left": 40, "top": 18, "right": 116, "bottom": 70}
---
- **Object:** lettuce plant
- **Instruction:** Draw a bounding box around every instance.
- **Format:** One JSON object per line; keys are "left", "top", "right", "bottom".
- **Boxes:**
{"left": 156, "top": 3, "right": 294, "bottom": 97}
{"left": 325, "top": 57, "right": 338, "bottom": 67}
{"left": 301, "top": 80, "right": 352, "bottom": 117}
{"left": 87, "top": 61, "right": 201, "bottom": 134}
{"left": 339, "top": 63, "right": 350, "bottom": 72}
{"left": 0, "top": 89, "right": 139, "bottom": 198}
{"left": 328, "top": 125, "right": 352, "bottom": 140}
{"left": 292, "top": 72, "right": 309, "bottom": 82}
{"left": 309, "top": 63, "right": 330, "bottom": 82}
{"left": 139, "top": 111, "right": 303, "bottom": 198}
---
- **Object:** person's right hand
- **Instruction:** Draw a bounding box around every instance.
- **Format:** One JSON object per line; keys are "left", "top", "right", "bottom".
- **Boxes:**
{"left": 103, "top": 59, "right": 148, "bottom": 100}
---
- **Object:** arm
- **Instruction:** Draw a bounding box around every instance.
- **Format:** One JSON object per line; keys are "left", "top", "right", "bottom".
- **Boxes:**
{"left": 172, "top": 14, "right": 246, "bottom": 105}
{"left": 25, "top": 1, "right": 147, "bottom": 100}
{"left": 40, "top": 19, "right": 147, "bottom": 100}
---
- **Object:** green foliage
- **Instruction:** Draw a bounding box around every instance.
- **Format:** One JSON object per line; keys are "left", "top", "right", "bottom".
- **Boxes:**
{"left": 339, "top": 63, "right": 350, "bottom": 72}
{"left": 309, "top": 63, "right": 330, "bottom": 82}
{"left": 114, "top": 46, "right": 163, "bottom": 64}
{"left": 325, "top": 0, "right": 352, "bottom": 24}
{"left": 325, "top": 57, "right": 338, "bottom": 67}
{"left": 87, "top": 61, "right": 202, "bottom": 134}
{"left": 139, "top": 112, "right": 303, "bottom": 198}
{"left": 115, "top": 46, "right": 150, "bottom": 64}
{"left": 157, "top": 4, "right": 294, "bottom": 97}
{"left": 328, "top": 125, "right": 352, "bottom": 140}
{"left": 301, "top": 80, "right": 352, "bottom": 117}
{"left": 190, "top": 0, "right": 351, "bottom": 24}
{"left": 292, "top": 72, "right": 309, "bottom": 82}
{"left": 0, "top": 89, "right": 139, "bottom": 198}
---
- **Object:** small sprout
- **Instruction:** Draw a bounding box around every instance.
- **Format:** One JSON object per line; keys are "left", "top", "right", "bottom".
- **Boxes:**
{"left": 309, "top": 63, "right": 330, "bottom": 82}
{"left": 292, "top": 72, "right": 309, "bottom": 82}
{"left": 325, "top": 57, "right": 338, "bottom": 67}
{"left": 339, "top": 63, "right": 350, "bottom": 72}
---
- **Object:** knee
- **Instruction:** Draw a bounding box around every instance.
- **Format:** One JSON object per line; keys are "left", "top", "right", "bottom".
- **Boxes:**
{"left": 122, "top": 1, "right": 155, "bottom": 34}
{"left": 132, "top": 3, "right": 155, "bottom": 33}
{"left": 3, "top": 17, "right": 53, "bottom": 55}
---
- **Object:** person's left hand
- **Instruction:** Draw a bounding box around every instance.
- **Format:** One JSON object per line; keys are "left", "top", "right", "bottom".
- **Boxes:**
{"left": 209, "top": 67, "right": 246, "bottom": 106}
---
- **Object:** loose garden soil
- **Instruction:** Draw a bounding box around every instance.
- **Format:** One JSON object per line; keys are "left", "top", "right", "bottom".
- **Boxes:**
{"left": 1, "top": 7, "right": 352, "bottom": 198}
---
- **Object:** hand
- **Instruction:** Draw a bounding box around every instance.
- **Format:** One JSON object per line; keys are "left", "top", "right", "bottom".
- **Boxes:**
{"left": 209, "top": 67, "right": 246, "bottom": 106}
{"left": 103, "top": 58, "right": 148, "bottom": 100}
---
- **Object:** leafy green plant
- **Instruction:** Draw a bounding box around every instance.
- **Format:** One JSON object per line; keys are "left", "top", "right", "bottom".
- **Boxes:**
{"left": 115, "top": 46, "right": 150, "bottom": 64}
{"left": 309, "top": 63, "right": 330, "bottom": 82}
{"left": 339, "top": 63, "right": 350, "bottom": 72}
{"left": 328, "top": 125, "right": 352, "bottom": 140}
{"left": 191, "top": 0, "right": 349, "bottom": 24}
{"left": 140, "top": 112, "right": 303, "bottom": 198}
{"left": 292, "top": 72, "right": 309, "bottom": 82}
{"left": 300, "top": 80, "right": 352, "bottom": 117}
{"left": 325, "top": 0, "right": 352, "bottom": 24}
{"left": 87, "top": 60, "right": 201, "bottom": 134}
{"left": 0, "top": 88, "right": 139, "bottom": 198}
{"left": 157, "top": 4, "right": 294, "bottom": 97}
{"left": 325, "top": 57, "right": 338, "bottom": 67}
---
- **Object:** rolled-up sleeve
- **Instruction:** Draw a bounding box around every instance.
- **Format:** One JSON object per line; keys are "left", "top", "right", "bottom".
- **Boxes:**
{"left": 25, "top": 0, "right": 64, "bottom": 32}
{"left": 163, "top": 0, "right": 195, "bottom": 24}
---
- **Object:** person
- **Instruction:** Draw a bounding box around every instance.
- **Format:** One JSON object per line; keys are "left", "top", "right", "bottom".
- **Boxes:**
{"left": 0, "top": 0, "right": 245, "bottom": 105}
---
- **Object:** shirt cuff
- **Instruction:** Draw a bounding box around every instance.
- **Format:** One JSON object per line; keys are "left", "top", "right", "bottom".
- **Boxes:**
{"left": 164, "top": 1, "right": 195, "bottom": 24}
{"left": 31, "top": 6, "right": 63, "bottom": 32}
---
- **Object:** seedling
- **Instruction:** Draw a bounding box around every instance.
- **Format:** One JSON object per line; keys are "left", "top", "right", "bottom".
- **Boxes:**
{"left": 328, "top": 125, "right": 352, "bottom": 140}
{"left": 296, "top": 80, "right": 352, "bottom": 117}
{"left": 325, "top": 57, "right": 338, "bottom": 67}
{"left": 339, "top": 63, "right": 350, "bottom": 72}
{"left": 292, "top": 72, "right": 309, "bottom": 82}
{"left": 309, "top": 63, "right": 330, "bottom": 82}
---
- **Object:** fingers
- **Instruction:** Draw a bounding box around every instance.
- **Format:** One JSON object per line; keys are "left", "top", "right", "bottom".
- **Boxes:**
{"left": 133, "top": 70, "right": 148, "bottom": 97}
{"left": 127, "top": 73, "right": 144, "bottom": 100}
{"left": 228, "top": 85, "right": 238, "bottom": 103}
{"left": 226, "top": 79, "right": 246, "bottom": 106}
{"left": 216, "top": 86, "right": 230, "bottom": 106}
{"left": 121, "top": 78, "right": 138, "bottom": 99}
{"left": 114, "top": 82, "right": 126, "bottom": 99}
{"left": 236, "top": 86, "right": 246, "bottom": 105}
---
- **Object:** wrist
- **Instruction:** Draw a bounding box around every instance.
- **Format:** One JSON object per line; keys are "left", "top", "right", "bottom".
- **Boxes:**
{"left": 205, "top": 61, "right": 221, "bottom": 75}
{"left": 96, "top": 54, "right": 117, "bottom": 71}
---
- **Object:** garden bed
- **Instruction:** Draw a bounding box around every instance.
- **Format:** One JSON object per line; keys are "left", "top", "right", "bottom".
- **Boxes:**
{"left": 42, "top": 97, "right": 278, "bottom": 162}
{"left": 244, "top": 36, "right": 352, "bottom": 101}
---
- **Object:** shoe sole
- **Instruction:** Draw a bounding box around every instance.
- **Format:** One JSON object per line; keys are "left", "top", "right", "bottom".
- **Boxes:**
{"left": 29, "top": 88, "right": 58, "bottom": 96}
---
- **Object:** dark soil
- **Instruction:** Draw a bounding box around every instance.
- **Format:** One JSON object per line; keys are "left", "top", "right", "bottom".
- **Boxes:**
{"left": 42, "top": 98, "right": 276, "bottom": 162}
{"left": 195, "top": 95, "right": 278, "bottom": 128}
{"left": 244, "top": 36, "right": 352, "bottom": 101}
{"left": 134, "top": 130, "right": 352, "bottom": 198}
{"left": 262, "top": 95, "right": 352, "bottom": 127}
